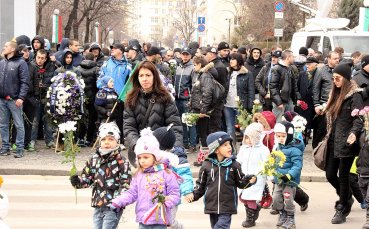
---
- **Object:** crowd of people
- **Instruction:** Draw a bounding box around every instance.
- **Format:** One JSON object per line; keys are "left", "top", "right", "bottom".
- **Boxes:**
{"left": 1, "top": 34, "right": 369, "bottom": 229}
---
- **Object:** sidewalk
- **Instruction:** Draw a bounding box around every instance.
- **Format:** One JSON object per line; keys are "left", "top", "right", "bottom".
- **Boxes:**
{"left": 0, "top": 141, "right": 326, "bottom": 182}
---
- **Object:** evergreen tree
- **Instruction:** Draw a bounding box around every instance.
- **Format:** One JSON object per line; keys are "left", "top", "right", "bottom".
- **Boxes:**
{"left": 338, "top": 0, "right": 362, "bottom": 28}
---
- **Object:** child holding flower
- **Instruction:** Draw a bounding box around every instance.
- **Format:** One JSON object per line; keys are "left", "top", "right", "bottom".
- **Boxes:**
{"left": 272, "top": 121, "right": 304, "bottom": 229}
{"left": 186, "top": 131, "right": 257, "bottom": 229}
{"left": 110, "top": 128, "right": 180, "bottom": 229}
{"left": 237, "top": 123, "right": 270, "bottom": 228}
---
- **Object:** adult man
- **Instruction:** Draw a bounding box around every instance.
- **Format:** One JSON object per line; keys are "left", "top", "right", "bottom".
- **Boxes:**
{"left": 312, "top": 51, "right": 340, "bottom": 148}
{"left": 97, "top": 43, "right": 132, "bottom": 139}
{"left": 245, "top": 47, "right": 265, "bottom": 95}
{"left": 126, "top": 44, "right": 143, "bottom": 67}
{"left": 68, "top": 39, "right": 83, "bottom": 66}
{"left": 31, "top": 35, "right": 45, "bottom": 59}
{"left": 174, "top": 47, "right": 196, "bottom": 153}
{"left": 255, "top": 50, "right": 282, "bottom": 111}
{"left": 89, "top": 42, "right": 108, "bottom": 67}
{"left": 0, "top": 41, "right": 29, "bottom": 158}
{"left": 146, "top": 46, "right": 170, "bottom": 77}
{"left": 218, "top": 41, "right": 230, "bottom": 67}
{"left": 269, "top": 50, "right": 300, "bottom": 121}
{"left": 353, "top": 55, "right": 369, "bottom": 106}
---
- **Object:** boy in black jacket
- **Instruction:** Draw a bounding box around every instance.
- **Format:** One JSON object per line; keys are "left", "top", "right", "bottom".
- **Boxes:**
{"left": 186, "top": 131, "right": 256, "bottom": 229}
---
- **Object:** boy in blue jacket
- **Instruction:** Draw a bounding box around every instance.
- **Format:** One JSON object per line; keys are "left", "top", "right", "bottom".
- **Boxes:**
{"left": 153, "top": 125, "right": 194, "bottom": 229}
{"left": 272, "top": 121, "right": 304, "bottom": 229}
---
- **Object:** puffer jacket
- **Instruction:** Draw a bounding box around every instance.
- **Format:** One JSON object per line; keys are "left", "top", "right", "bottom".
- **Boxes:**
{"left": 328, "top": 85, "right": 364, "bottom": 158}
{"left": 0, "top": 53, "right": 29, "bottom": 100}
{"left": 123, "top": 91, "right": 183, "bottom": 164}
{"left": 74, "top": 149, "right": 131, "bottom": 208}
{"left": 54, "top": 49, "right": 81, "bottom": 77}
{"left": 353, "top": 69, "right": 369, "bottom": 106}
{"left": 77, "top": 60, "right": 99, "bottom": 101}
{"left": 269, "top": 61, "right": 301, "bottom": 106}
{"left": 94, "top": 87, "right": 118, "bottom": 122}
{"left": 174, "top": 60, "right": 194, "bottom": 100}
{"left": 274, "top": 139, "right": 305, "bottom": 186}
{"left": 189, "top": 62, "right": 216, "bottom": 114}
{"left": 313, "top": 65, "right": 333, "bottom": 107}
{"left": 54, "top": 38, "right": 70, "bottom": 63}
{"left": 211, "top": 58, "right": 227, "bottom": 90}
{"left": 31, "top": 35, "right": 45, "bottom": 51}
{"left": 225, "top": 66, "right": 255, "bottom": 110}
{"left": 193, "top": 156, "right": 254, "bottom": 214}
{"left": 95, "top": 52, "right": 108, "bottom": 67}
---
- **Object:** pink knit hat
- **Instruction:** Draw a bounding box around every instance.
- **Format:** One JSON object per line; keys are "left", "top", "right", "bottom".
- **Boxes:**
{"left": 135, "top": 127, "right": 161, "bottom": 160}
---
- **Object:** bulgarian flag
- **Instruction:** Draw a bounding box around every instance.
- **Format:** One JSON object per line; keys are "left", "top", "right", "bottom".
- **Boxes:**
{"left": 52, "top": 14, "right": 62, "bottom": 44}
{"left": 118, "top": 62, "right": 139, "bottom": 102}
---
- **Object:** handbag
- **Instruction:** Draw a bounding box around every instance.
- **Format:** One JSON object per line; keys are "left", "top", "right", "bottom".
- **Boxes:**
{"left": 312, "top": 116, "right": 331, "bottom": 171}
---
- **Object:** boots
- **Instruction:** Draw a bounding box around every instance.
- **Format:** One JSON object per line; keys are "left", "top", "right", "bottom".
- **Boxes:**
{"left": 254, "top": 205, "right": 262, "bottom": 221}
{"left": 343, "top": 197, "right": 354, "bottom": 217}
{"left": 363, "top": 209, "right": 369, "bottom": 229}
{"left": 281, "top": 214, "right": 296, "bottom": 229}
{"left": 331, "top": 203, "right": 346, "bottom": 224}
{"left": 242, "top": 206, "right": 257, "bottom": 228}
{"left": 276, "top": 210, "right": 287, "bottom": 227}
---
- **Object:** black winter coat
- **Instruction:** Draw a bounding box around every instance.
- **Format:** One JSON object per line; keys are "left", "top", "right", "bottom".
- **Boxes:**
{"left": 96, "top": 52, "right": 108, "bottom": 67}
{"left": 245, "top": 57, "right": 265, "bottom": 94}
{"left": 0, "top": 54, "right": 29, "bottom": 100}
{"left": 225, "top": 66, "right": 255, "bottom": 110}
{"left": 353, "top": 69, "right": 369, "bottom": 106}
{"left": 328, "top": 86, "right": 363, "bottom": 158}
{"left": 313, "top": 65, "right": 333, "bottom": 107}
{"left": 94, "top": 87, "right": 118, "bottom": 122}
{"left": 190, "top": 62, "right": 216, "bottom": 114}
{"left": 211, "top": 58, "right": 227, "bottom": 89}
{"left": 269, "top": 61, "right": 300, "bottom": 106}
{"left": 123, "top": 91, "right": 183, "bottom": 164}
{"left": 77, "top": 60, "right": 99, "bottom": 101}
{"left": 29, "top": 59, "right": 58, "bottom": 101}
{"left": 255, "top": 63, "right": 273, "bottom": 105}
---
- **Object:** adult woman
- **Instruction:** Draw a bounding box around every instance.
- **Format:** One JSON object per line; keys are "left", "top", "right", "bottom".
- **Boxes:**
{"left": 123, "top": 61, "right": 183, "bottom": 166}
{"left": 224, "top": 53, "right": 255, "bottom": 140}
{"left": 324, "top": 63, "right": 363, "bottom": 224}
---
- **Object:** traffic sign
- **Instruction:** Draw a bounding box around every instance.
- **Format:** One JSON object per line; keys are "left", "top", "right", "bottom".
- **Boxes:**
{"left": 275, "top": 12, "right": 284, "bottom": 19}
{"left": 274, "top": 1, "right": 285, "bottom": 12}
{"left": 274, "top": 28, "right": 283, "bottom": 37}
{"left": 198, "top": 17, "right": 205, "bottom": 24}
{"left": 198, "top": 24, "right": 205, "bottom": 32}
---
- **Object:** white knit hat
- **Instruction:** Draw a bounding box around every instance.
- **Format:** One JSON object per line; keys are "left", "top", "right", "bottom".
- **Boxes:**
{"left": 98, "top": 122, "right": 120, "bottom": 142}
{"left": 244, "top": 123, "right": 263, "bottom": 145}
{"left": 135, "top": 127, "right": 161, "bottom": 160}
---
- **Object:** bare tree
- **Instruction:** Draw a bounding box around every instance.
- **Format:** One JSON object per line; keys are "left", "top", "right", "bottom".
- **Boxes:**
{"left": 64, "top": 0, "right": 80, "bottom": 38}
{"left": 172, "top": 1, "right": 197, "bottom": 44}
{"left": 36, "top": 0, "right": 52, "bottom": 34}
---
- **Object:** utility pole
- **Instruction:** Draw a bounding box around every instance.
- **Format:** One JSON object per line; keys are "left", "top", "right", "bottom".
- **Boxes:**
{"left": 226, "top": 18, "right": 231, "bottom": 44}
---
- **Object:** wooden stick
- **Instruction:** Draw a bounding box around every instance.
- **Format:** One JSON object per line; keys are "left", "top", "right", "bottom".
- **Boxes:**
{"left": 92, "top": 101, "right": 119, "bottom": 149}
{"left": 55, "top": 129, "right": 60, "bottom": 154}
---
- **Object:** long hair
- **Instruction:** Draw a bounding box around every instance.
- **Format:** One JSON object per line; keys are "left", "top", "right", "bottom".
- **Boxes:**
{"left": 126, "top": 61, "right": 171, "bottom": 108}
{"left": 324, "top": 78, "right": 355, "bottom": 120}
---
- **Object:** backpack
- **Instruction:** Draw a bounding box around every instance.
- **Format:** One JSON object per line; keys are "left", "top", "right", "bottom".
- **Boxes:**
{"left": 211, "top": 76, "right": 225, "bottom": 105}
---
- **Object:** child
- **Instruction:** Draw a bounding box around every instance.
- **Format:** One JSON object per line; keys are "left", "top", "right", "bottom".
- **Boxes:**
{"left": 153, "top": 125, "right": 194, "bottom": 229}
{"left": 186, "top": 131, "right": 257, "bottom": 229}
{"left": 349, "top": 157, "right": 366, "bottom": 209}
{"left": 272, "top": 121, "right": 304, "bottom": 229}
{"left": 95, "top": 76, "right": 118, "bottom": 125}
{"left": 110, "top": 128, "right": 180, "bottom": 229}
{"left": 357, "top": 141, "right": 369, "bottom": 228}
{"left": 237, "top": 123, "right": 270, "bottom": 228}
{"left": 70, "top": 122, "right": 131, "bottom": 229}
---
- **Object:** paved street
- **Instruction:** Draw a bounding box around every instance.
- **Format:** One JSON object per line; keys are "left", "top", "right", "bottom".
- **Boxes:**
{"left": 1, "top": 175, "right": 366, "bottom": 229}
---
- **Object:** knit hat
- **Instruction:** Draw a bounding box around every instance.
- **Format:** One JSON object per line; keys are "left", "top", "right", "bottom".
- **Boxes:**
{"left": 299, "top": 47, "right": 309, "bottom": 56}
{"left": 153, "top": 124, "right": 176, "bottom": 150}
{"left": 282, "top": 111, "right": 298, "bottom": 122}
{"left": 98, "top": 122, "right": 121, "bottom": 142}
{"left": 135, "top": 127, "right": 161, "bottom": 160}
{"left": 89, "top": 42, "right": 101, "bottom": 52}
{"left": 101, "top": 76, "right": 113, "bottom": 88}
{"left": 361, "top": 55, "right": 369, "bottom": 69}
{"left": 238, "top": 47, "right": 247, "bottom": 55}
{"left": 333, "top": 63, "right": 352, "bottom": 81}
{"left": 147, "top": 46, "right": 161, "bottom": 56}
{"left": 274, "top": 121, "right": 294, "bottom": 145}
{"left": 206, "top": 131, "right": 233, "bottom": 156}
{"left": 217, "top": 41, "right": 230, "bottom": 51}
{"left": 244, "top": 123, "right": 264, "bottom": 146}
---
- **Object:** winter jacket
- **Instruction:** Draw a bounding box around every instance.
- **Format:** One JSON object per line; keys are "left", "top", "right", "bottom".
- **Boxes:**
{"left": 95, "top": 87, "right": 118, "bottom": 122}
{"left": 357, "top": 143, "right": 369, "bottom": 176}
{"left": 352, "top": 69, "right": 369, "bottom": 106}
{"left": 54, "top": 49, "right": 81, "bottom": 77}
{"left": 245, "top": 55, "right": 265, "bottom": 93}
{"left": 112, "top": 168, "right": 180, "bottom": 225}
{"left": 74, "top": 149, "right": 131, "bottom": 208}
{"left": 0, "top": 53, "right": 29, "bottom": 100}
{"left": 77, "top": 60, "right": 99, "bottom": 101}
{"left": 237, "top": 144, "right": 269, "bottom": 201}
{"left": 189, "top": 62, "right": 216, "bottom": 114}
{"left": 255, "top": 63, "right": 274, "bottom": 105}
{"left": 170, "top": 146, "right": 194, "bottom": 197}
{"left": 53, "top": 38, "right": 70, "bottom": 62}
{"left": 71, "top": 51, "right": 84, "bottom": 67}
{"left": 97, "top": 56, "right": 132, "bottom": 95}
{"left": 128, "top": 53, "right": 144, "bottom": 68}
{"left": 211, "top": 58, "right": 228, "bottom": 90}
{"left": 328, "top": 85, "right": 364, "bottom": 158}
{"left": 95, "top": 52, "right": 108, "bottom": 67}
{"left": 225, "top": 66, "right": 255, "bottom": 110}
{"left": 174, "top": 60, "right": 194, "bottom": 100}
{"left": 193, "top": 156, "right": 254, "bottom": 215}
{"left": 31, "top": 35, "right": 45, "bottom": 52}
{"left": 220, "top": 56, "right": 230, "bottom": 67}
{"left": 313, "top": 65, "right": 333, "bottom": 107}
{"left": 269, "top": 61, "right": 301, "bottom": 106}
{"left": 274, "top": 139, "right": 305, "bottom": 186}
{"left": 123, "top": 91, "right": 183, "bottom": 164}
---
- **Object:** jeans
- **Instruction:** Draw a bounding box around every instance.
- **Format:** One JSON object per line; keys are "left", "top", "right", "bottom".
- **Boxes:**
{"left": 209, "top": 213, "right": 232, "bottom": 229}
{"left": 93, "top": 206, "right": 122, "bottom": 229}
{"left": 0, "top": 99, "right": 25, "bottom": 151}
{"left": 138, "top": 223, "right": 166, "bottom": 229}
{"left": 223, "top": 106, "right": 238, "bottom": 137}
{"left": 31, "top": 102, "right": 54, "bottom": 144}
{"left": 272, "top": 99, "right": 294, "bottom": 122}
{"left": 176, "top": 99, "right": 196, "bottom": 147}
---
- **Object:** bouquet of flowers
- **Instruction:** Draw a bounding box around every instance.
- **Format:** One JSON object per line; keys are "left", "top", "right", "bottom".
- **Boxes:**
{"left": 352, "top": 106, "right": 369, "bottom": 142}
{"left": 237, "top": 98, "right": 262, "bottom": 130}
{"left": 143, "top": 174, "right": 168, "bottom": 224}
{"left": 296, "top": 100, "right": 308, "bottom": 111}
{"left": 182, "top": 113, "right": 209, "bottom": 126}
{"left": 260, "top": 150, "right": 286, "bottom": 178}
{"left": 291, "top": 115, "right": 307, "bottom": 134}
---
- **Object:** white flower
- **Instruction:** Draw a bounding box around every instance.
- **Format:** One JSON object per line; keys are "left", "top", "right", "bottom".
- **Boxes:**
{"left": 46, "top": 90, "right": 51, "bottom": 99}
{"left": 58, "top": 121, "right": 77, "bottom": 133}
{"left": 253, "top": 99, "right": 260, "bottom": 105}
{"left": 235, "top": 96, "right": 240, "bottom": 102}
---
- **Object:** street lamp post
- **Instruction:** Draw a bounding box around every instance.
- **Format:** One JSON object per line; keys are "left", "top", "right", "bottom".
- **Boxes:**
{"left": 52, "top": 9, "right": 61, "bottom": 45}
{"left": 226, "top": 18, "right": 231, "bottom": 44}
{"left": 95, "top": 22, "right": 100, "bottom": 44}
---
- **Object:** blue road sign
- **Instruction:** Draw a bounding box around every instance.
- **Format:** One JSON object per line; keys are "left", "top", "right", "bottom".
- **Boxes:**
{"left": 198, "top": 24, "right": 205, "bottom": 32}
{"left": 198, "top": 17, "right": 205, "bottom": 24}
{"left": 274, "top": 1, "right": 284, "bottom": 12}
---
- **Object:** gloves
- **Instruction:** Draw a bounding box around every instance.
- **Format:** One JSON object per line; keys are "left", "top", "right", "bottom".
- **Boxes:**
{"left": 280, "top": 174, "right": 291, "bottom": 183}
{"left": 109, "top": 202, "right": 121, "bottom": 213}
{"left": 244, "top": 174, "right": 257, "bottom": 185}
{"left": 70, "top": 175, "right": 80, "bottom": 187}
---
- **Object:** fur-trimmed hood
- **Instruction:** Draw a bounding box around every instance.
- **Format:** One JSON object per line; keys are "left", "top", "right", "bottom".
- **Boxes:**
{"left": 227, "top": 65, "right": 249, "bottom": 74}
{"left": 345, "top": 82, "right": 363, "bottom": 99}
{"left": 200, "top": 62, "right": 214, "bottom": 73}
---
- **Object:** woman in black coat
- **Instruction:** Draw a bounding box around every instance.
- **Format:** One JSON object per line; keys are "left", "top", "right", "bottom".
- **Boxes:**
{"left": 324, "top": 63, "right": 363, "bottom": 224}
{"left": 123, "top": 61, "right": 183, "bottom": 166}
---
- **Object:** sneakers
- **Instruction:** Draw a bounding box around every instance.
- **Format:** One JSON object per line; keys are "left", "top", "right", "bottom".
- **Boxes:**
{"left": 77, "top": 139, "right": 86, "bottom": 147}
{"left": 26, "top": 141, "right": 36, "bottom": 152}
{"left": 361, "top": 201, "right": 368, "bottom": 210}
{"left": 11, "top": 143, "right": 17, "bottom": 151}
{"left": 331, "top": 204, "right": 346, "bottom": 224}
{"left": 280, "top": 214, "right": 296, "bottom": 229}
{"left": 276, "top": 210, "right": 287, "bottom": 227}
{"left": 47, "top": 141, "right": 56, "bottom": 149}
{"left": 14, "top": 150, "right": 24, "bottom": 158}
{"left": 0, "top": 149, "right": 11, "bottom": 156}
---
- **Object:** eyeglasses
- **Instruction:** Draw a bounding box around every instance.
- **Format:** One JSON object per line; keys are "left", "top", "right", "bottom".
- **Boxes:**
{"left": 332, "top": 76, "right": 342, "bottom": 81}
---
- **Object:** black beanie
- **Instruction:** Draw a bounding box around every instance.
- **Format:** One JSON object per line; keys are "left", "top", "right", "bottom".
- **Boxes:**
{"left": 361, "top": 55, "right": 369, "bottom": 69}
{"left": 333, "top": 63, "right": 352, "bottom": 81}
{"left": 299, "top": 47, "right": 309, "bottom": 56}
{"left": 274, "top": 121, "right": 294, "bottom": 145}
{"left": 153, "top": 125, "right": 176, "bottom": 150}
